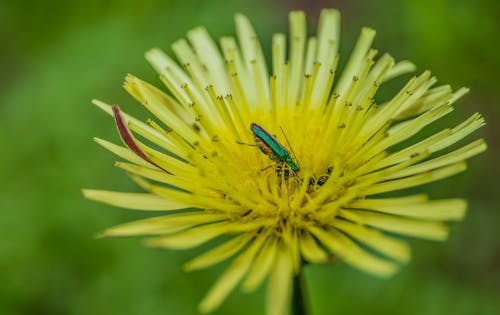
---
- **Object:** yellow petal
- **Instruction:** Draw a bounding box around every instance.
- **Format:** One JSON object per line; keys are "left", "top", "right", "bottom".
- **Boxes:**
{"left": 365, "top": 162, "right": 467, "bottom": 195}
{"left": 299, "top": 230, "right": 329, "bottom": 264}
{"left": 266, "top": 249, "right": 293, "bottom": 315}
{"left": 430, "top": 113, "right": 485, "bottom": 152}
{"left": 145, "top": 218, "right": 268, "bottom": 249}
{"left": 346, "top": 210, "right": 449, "bottom": 240}
{"left": 199, "top": 233, "right": 268, "bottom": 313}
{"left": 311, "top": 9, "right": 340, "bottom": 105}
{"left": 235, "top": 13, "right": 269, "bottom": 107}
{"left": 382, "top": 60, "right": 416, "bottom": 82}
{"left": 129, "top": 75, "right": 202, "bottom": 145}
{"left": 184, "top": 234, "right": 251, "bottom": 271}
{"left": 349, "top": 198, "right": 467, "bottom": 221}
{"left": 145, "top": 221, "right": 231, "bottom": 249}
{"left": 334, "top": 27, "right": 376, "bottom": 99}
{"left": 98, "top": 212, "right": 227, "bottom": 237}
{"left": 82, "top": 189, "right": 189, "bottom": 211}
{"left": 187, "top": 27, "right": 231, "bottom": 96}
{"left": 115, "top": 162, "right": 192, "bottom": 192}
{"left": 241, "top": 236, "right": 278, "bottom": 292}
{"left": 144, "top": 48, "right": 194, "bottom": 104}
{"left": 92, "top": 99, "right": 186, "bottom": 159}
{"left": 130, "top": 176, "right": 242, "bottom": 214}
{"left": 375, "top": 129, "right": 453, "bottom": 169}
{"left": 375, "top": 104, "right": 453, "bottom": 156}
{"left": 309, "top": 226, "right": 399, "bottom": 277}
{"left": 385, "top": 139, "right": 486, "bottom": 180}
{"left": 93, "top": 138, "right": 151, "bottom": 168}
{"left": 392, "top": 84, "right": 452, "bottom": 119}
{"left": 332, "top": 219, "right": 410, "bottom": 263}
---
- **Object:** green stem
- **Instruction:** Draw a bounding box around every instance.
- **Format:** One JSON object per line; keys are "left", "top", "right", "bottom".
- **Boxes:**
{"left": 292, "top": 269, "right": 308, "bottom": 315}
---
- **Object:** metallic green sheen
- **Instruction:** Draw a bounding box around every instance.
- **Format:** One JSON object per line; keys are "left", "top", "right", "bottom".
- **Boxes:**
{"left": 250, "top": 123, "right": 299, "bottom": 172}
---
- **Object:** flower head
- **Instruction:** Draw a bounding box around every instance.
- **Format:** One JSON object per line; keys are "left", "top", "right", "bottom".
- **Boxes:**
{"left": 84, "top": 9, "right": 486, "bottom": 315}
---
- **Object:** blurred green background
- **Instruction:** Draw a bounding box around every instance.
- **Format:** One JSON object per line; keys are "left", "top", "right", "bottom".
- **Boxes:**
{"left": 1, "top": 0, "right": 498, "bottom": 314}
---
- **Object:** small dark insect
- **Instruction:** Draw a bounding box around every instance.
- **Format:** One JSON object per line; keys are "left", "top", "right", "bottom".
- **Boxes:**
{"left": 309, "top": 166, "right": 333, "bottom": 189}
{"left": 317, "top": 166, "right": 333, "bottom": 186}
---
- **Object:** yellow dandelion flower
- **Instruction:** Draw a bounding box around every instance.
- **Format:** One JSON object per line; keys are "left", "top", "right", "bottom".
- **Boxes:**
{"left": 84, "top": 9, "right": 486, "bottom": 315}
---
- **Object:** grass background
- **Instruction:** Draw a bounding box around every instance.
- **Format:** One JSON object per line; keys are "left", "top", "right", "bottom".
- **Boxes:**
{"left": 1, "top": 0, "right": 498, "bottom": 314}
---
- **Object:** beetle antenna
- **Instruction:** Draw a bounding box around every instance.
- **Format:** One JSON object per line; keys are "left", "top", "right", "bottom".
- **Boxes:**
{"left": 280, "top": 126, "right": 300, "bottom": 169}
